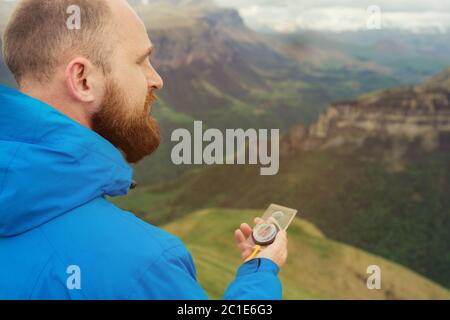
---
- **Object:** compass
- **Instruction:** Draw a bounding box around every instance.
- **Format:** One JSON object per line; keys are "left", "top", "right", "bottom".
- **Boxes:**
{"left": 252, "top": 222, "right": 280, "bottom": 246}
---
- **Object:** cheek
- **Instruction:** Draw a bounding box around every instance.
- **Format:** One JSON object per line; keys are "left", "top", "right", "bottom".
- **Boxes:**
{"left": 119, "top": 71, "right": 148, "bottom": 108}
{"left": 131, "top": 68, "right": 149, "bottom": 98}
{"left": 137, "top": 72, "right": 150, "bottom": 105}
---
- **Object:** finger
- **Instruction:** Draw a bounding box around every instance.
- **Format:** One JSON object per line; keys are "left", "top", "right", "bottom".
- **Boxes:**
{"left": 241, "top": 246, "right": 256, "bottom": 260}
{"left": 234, "top": 229, "right": 246, "bottom": 244}
{"left": 238, "top": 240, "right": 252, "bottom": 258}
{"left": 254, "top": 217, "right": 264, "bottom": 225}
{"left": 267, "top": 217, "right": 278, "bottom": 225}
{"left": 240, "top": 223, "right": 253, "bottom": 238}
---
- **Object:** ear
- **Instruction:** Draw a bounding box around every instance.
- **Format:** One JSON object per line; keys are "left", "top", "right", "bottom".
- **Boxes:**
{"left": 64, "top": 57, "right": 102, "bottom": 103}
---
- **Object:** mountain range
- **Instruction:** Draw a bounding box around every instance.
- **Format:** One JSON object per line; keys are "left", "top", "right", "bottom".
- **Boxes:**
{"left": 128, "top": 0, "right": 435, "bottom": 185}
{"left": 115, "top": 68, "right": 450, "bottom": 289}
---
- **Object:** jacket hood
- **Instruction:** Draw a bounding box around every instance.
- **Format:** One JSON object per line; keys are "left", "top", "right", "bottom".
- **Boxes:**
{"left": 0, "top": 85, "right": 133, "bottom": 237}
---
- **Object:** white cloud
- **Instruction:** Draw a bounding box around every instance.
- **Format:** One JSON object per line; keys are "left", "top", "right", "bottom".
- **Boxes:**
{"left": 215, "top": 0, "right": 450, "bottom": 33}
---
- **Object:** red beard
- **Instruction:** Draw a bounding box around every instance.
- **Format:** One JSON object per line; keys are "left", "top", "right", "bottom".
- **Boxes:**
{"left": 92, "top": 81, "right": 161, "bottom": 164}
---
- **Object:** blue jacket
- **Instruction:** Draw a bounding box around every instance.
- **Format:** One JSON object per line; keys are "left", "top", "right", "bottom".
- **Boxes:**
{"left": 0, "top": 85, "right": 282, "bottom": 300}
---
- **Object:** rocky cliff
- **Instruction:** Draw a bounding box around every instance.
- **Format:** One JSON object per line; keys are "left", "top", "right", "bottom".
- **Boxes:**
{"left": 281, "top": 68, "right": 450, "bottom": 169}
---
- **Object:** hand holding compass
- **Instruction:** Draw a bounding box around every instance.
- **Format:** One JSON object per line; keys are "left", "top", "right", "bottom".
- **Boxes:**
{"left": 234, "top": 204, "right": 297, "bottom": 268}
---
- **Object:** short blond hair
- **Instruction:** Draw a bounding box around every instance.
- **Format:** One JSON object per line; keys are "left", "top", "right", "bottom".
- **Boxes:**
{"left": 2, "top": 0, "right": 115, "bottom": 84}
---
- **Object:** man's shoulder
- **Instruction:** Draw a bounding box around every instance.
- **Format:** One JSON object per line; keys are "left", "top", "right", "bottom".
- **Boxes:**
{"left": 43, "top": 196, "right": 185, "bottom": 256}
{"left": 38, "top": 197, "right": 190, "bottom": 298}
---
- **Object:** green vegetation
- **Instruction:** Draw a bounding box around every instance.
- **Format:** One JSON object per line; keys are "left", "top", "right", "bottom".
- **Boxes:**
{"left": 115, "top": 149, "right": 450, "bottom": 290}
{"left": 161, "top": 208, "right": 450, "bottom": 299}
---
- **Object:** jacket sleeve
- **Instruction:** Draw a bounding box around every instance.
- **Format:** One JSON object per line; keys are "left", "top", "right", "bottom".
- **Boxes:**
{"left": 127, "top": 243, "right": 282, "bottom": 300}
{"left": 126, "top": 245, "right": 209, "bottom": 300}
{"left": 223, "top": 258, "right": 282, "bottom": 300}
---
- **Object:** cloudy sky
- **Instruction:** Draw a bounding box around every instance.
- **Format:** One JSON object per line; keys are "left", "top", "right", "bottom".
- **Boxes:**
{"left": 214, "top": 0, "right": 450, "bottom": 33}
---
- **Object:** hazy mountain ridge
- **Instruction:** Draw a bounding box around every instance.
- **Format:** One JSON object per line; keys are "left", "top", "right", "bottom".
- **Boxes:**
{"left": 130, "top": 2, "right": 412, "bottom": 185}
{"left": 273, "top": 30, "right": 450, "bottom": 88}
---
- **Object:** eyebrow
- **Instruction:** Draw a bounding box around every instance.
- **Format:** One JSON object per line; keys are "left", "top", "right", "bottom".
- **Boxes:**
{"left": 137, "top": 47, "right": 154, "bottom": 63}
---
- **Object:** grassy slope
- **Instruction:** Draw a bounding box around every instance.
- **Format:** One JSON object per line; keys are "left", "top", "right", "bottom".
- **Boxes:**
{"left": 162, "top": 208, "right": 450, "bottom": 299}
{"left": 114, "top": 149, "right": 450, "bottom": 289}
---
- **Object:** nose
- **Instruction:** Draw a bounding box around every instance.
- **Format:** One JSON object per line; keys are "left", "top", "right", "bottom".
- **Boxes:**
{"left": 148, "top": 65, "right": 164, "bottom": 91}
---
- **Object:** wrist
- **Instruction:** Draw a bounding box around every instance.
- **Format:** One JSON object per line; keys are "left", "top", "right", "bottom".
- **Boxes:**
{"left": 237, "top": 258, "right": 280, "bottom": 277}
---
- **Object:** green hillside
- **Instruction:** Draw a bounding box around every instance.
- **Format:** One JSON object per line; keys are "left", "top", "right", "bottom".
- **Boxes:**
{"left": 162, "top": 208, "right": 450, "bottom": 299}
{"left": 115, "top": 69, "right": 450, "bottom": 290}
{"left": 116, "top": 149, "right": 450, "bottom": 289}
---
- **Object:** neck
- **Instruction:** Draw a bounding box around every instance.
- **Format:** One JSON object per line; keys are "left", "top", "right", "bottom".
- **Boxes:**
{"left": 20, "top": 84, "right": 93, "bottom": 129}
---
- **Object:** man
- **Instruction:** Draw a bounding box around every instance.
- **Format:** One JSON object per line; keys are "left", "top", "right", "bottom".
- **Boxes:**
{"left": 0, "top": 0, "right": 287, "bottom": 299}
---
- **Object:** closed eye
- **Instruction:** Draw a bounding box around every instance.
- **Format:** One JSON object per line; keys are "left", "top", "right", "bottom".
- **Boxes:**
{"left": 137, "top": 47, "right": 153, "bottom": 64}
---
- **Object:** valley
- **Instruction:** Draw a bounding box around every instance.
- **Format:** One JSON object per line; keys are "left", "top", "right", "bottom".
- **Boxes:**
{"left": 115, "top": 68, "right": 450, "bottom": 289}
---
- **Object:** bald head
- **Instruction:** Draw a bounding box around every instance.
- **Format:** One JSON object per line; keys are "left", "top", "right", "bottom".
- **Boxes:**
{"left": 2, "top": 0, "right": 118, "bottom": 85}
{"left": 1, "top": 0, "right": 163, "bottom": 163}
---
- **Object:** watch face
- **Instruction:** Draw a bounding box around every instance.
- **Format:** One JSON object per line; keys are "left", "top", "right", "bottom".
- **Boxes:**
{"left": 253, "top": 223, "right": 278, "bottom": 245}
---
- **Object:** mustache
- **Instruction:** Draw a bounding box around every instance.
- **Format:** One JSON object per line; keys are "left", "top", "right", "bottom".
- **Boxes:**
{"left": 145, "top": 92, "right": 157, "bottom": 113}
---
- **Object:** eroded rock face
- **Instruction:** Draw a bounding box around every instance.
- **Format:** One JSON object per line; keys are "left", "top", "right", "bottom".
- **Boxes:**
{"left": 281, "top": 69, "right": 450, "bottom": 164}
